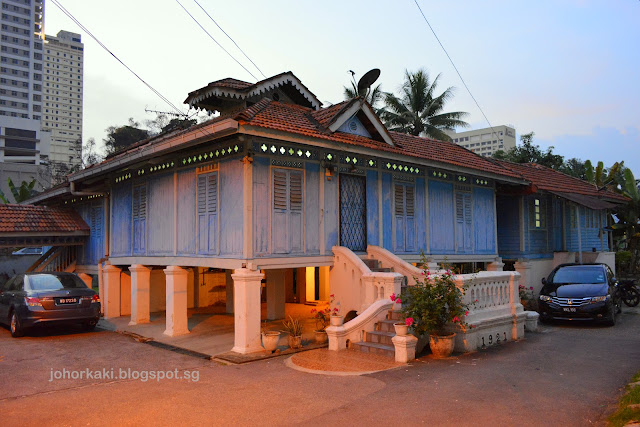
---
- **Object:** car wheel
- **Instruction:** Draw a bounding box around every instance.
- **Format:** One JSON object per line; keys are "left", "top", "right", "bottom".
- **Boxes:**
{"left": 83, "top": 319, "right": 98, "bottom": 331}
{"left": 604, "top": 307, "right": 617, "bottom": 327}
{"left": 10, "top": 310, "right": 25, "bottom": 338}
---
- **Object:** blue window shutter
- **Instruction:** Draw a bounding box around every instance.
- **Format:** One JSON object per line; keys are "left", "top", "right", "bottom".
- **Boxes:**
{"left": 289, "top": 171, "right": 303, "bottom": 253}
{"left": 198, "top": 172, "right": 218, "bottom": 254}
{"left": 272, "top": 169, "right": 289, "bottom": 254}
{"left": 133, "top": 184, "right": 146, "bottom": 254}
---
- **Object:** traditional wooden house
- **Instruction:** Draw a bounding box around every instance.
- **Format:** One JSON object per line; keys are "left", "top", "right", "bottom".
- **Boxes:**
{"left": 29, "top": 71, "right": 610, "bottom": 356}
{"left": 495, "top": 161, "right": 627, "bottom": 294}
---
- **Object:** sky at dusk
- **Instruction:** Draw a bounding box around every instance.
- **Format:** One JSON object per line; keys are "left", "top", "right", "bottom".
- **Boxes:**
{"left": 45, "top": 0, "right": 640, "bottom": 175}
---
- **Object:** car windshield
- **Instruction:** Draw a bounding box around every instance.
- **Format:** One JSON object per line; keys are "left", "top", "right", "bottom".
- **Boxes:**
{"left": 26, "top": 274, "right": 86, "bottom": 291}
{"left": 552, "top": 266, "right": 606, "bottom": 284}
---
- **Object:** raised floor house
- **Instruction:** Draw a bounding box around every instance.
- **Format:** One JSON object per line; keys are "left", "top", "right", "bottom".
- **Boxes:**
{"left": 20, "top": 71, "right": 625, "bottom": 357}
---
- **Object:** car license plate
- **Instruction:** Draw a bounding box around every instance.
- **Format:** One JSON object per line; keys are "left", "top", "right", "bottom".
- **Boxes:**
{"left": 56, "top": 297, "right": 79, "bottom": 305}
{"left": 563, "top": 307, "right": 576, "bottom": 312}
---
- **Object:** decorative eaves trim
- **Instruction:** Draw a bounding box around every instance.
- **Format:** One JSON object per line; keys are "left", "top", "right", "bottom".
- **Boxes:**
{"left": 327, "top": 100, "right": 395, "bottom": 146}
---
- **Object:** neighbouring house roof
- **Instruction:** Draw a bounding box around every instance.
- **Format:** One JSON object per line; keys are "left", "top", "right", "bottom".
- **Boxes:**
{"left": 496, "top": 161, "right": 628, "bottom": 204}
{"left": 184, "top": 71, "right": 323, "bottom": 110}
{"left": 0, "top": 204, "right": 89, "bottom": 233}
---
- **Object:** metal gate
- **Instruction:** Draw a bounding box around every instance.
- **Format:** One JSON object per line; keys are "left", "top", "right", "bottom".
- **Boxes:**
{"left": 339, "top": 174, "right": 367, "bottom": 251}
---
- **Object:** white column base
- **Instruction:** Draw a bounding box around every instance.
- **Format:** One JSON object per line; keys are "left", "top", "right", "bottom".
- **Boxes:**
{"left": 163, "top": 266, "right": 190, "bottom": 337}
{"left": 231, "top": 268, "right": 264, "bottom": 354}
{"left": 129, "top": 264, "right": 151, "bottom": 326}
{"left": 392, "top": 334, "right": 418, "bottom": 363}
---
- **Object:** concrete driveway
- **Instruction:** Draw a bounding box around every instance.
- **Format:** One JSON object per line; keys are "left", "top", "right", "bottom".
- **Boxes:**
{"left": 0, "top": 306, "right": 638, "bottom": 426}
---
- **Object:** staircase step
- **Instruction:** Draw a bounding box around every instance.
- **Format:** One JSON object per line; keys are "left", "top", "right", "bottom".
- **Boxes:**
{"left": 377, "top": 319, "right": 398, "bottom": 333}
{"left": 351, "top": 341, "right": 395, "bottom": 358}
{"left": 387, "top": 310, "right": 404, "bottom": 321}
{"left": 371, "top": 267, "right": 393, "bottom": 273}
{"left": 362, "top": 258, "right": 379, "bottom": 270}
{"left": 365, "top": 330, "right": 395, "bottom": 345}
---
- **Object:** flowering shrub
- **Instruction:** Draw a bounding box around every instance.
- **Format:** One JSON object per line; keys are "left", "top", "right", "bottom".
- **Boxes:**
{"left": 519, "top": 284, "right": 534, "bottom": 301}
{"left": 310, "top": 307, "right": 331, "bottom": 331}
{"left": 399, "top": 254, "right": 469, "bottom": 336}
{"left": 329, "top": 293, "right": 341, "bottom": 316}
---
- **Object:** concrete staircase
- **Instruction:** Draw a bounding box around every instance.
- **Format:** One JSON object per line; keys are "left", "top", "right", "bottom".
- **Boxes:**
{"left": 362, "top": 258, "right": 393, "bottom": 273}
{"left": 351, "top": 309, "right": 404, "bottom": 358}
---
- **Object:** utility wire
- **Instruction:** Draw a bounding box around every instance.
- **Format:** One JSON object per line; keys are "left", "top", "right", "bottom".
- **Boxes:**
{"left": 50, "top": 0, "right": 185, "bottom": 117}
{"left": 175, "top": 0, "right": 258, "bottom": 81}
{"left": 192, "top": 0, "right": 266, "bottom": 79}
{"left": 413, "top": 0, "right": 499, "bottom": 139}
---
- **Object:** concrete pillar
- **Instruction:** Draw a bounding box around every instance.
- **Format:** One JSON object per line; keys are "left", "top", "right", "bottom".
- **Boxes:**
{"left": 487, "top": 257, "right": 505, "bottom": 272}
{"left": 77, "top": 273, "right": 93, "bottom": 289}
{"left": 514, "top": 260, "right": 532, "bottom": 289}
{"left": 225, "top": 270, "right": 234, "bottom": 314}
{"left": 103, "top": 264, "right": 122, "bottom": 319}
{"left": 129, "top": 264, "right": 151, "bottom": 326}
{"left": 392, "top": 334, "right": 419, "bottom": 363}
{"left": 266, "top": 269, "right": 286, "bottom": 320}
{"left": 231, "top": 268, "right": 264, "bottom": 354}
{"left": 163, "top": 266, "right": 190, "bottom": 337}
{"left": 98, "top": 262, "right": 104, "bottom": 314}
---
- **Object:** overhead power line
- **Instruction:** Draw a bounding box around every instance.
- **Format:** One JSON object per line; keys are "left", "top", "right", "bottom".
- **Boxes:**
{"left": 50, "top": 0, "right": 185, "bottom": 116}
{"left": 412, "top": 0, "right": 498, "bottom": 136}
{"left": 175, "top": 0, "right": 258, "bottom": 81}
{"left": 192, "top": 0, "right": 266, "bottom": 79}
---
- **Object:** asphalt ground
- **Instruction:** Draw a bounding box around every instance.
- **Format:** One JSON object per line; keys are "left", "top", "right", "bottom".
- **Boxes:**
{"left": 0, "top": 306, "right": 639, "bottom": 426}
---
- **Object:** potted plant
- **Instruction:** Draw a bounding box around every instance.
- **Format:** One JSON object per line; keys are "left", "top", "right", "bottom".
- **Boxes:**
{"left": 519, "top": 284, "right": 536, "bottom": 311}
{"left": 282, "top": 315, "right": 304, "bottom": 349}
{"left": 311, "top": 306, "right": 330, "bottom": 343}
{"left": 389, "top": 294, "right": 413, "bottom": 336}
{"left": 261, "top": 327, "right": 281, "bottom": 353}
{"left": 400, "top": 257, "right": 470, "bottom": 358}
{"left": 329, "top": 294, "right": 344, "bottom": 326}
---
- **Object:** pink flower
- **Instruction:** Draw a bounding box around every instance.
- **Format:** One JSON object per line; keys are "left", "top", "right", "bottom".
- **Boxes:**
{"left": 469, "top": 324, "right": 475, "bottom": 329}
{"left": 474, "top": 299, "right": 479, "bottom": 303}
{"left": 405, "top": 317, "right": 414, "bottom": 326}
{"left": 311, "top": 308, "right": 317, "bottom": 313}
{"left": 421, "top": 272, "right": 425, "bottom": 275}
{"left": 390, "top": 293, "right": 396, "bottom": 302}
{"left": 330, "top": 294, "right": 335, "bottom": 298}
{"left": 396, "top": 298, "right": 402, "bottom": 304}
{"left": 452, "top": 316, "right": 460, "bottom": 323}
{"left": 333, "top": 308, "right": 339, "bottom": 312}
{"left": 530, "top": 287, "right": 534, "bottom": 290}
{"left": 465, "top": 311, "right": 469, "bottom": 316}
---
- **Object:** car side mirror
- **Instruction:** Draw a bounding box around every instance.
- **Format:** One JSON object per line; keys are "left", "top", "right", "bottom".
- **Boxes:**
{"left": 541, "top": 278, "right": 547, "bottom": 285}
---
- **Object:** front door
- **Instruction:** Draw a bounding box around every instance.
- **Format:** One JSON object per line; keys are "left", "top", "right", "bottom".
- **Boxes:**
{"left": 339, "top": 174, "right": 367, "bottom": 251}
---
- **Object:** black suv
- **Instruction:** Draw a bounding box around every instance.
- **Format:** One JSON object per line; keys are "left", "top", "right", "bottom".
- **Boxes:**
{"left": 538, "top": 263, "right": 621, "bottom": 325}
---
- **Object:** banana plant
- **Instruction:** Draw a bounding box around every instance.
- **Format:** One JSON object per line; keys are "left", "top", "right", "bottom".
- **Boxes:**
{"left": 0, "top": 178, "right": 37, "bottom": 204}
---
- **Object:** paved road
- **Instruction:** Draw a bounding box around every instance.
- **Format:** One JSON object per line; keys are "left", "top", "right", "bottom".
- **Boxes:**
{"left": 0, "top": 307, "right": 639, "bottom": 426}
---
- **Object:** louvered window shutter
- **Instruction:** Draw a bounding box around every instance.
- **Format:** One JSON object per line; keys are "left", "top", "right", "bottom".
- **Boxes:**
{"left": 197, "top": 175, "right": 207, "bottom": 214}
{"left": 406, "top": 186, "right": 415, "bottom": 217}
{"left": 395, "top": 184, "right": 404, "bottom": 216}
{"left": 197, "top": 172, "right": 218, "bottom": 254}
{"left": 273, "top": 170, "right": 287, "bottom": 211}
{"left": 289, "top": 172, "right": 302, "bottom": 211}
{"left": 208, "top": 173, "right": 218, "bottom": 213}
{"left": 455, "top": 193, "right": 464, "bottom": 223}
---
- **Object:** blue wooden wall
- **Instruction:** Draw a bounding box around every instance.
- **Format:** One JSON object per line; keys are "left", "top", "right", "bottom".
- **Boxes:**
{"left": 111, "top": 182, "right": 132, "bottom": 257}
{"left": 473, "top": 187, "right": 496, "bottom": 254}
{"left": 429, "top": 180, "right": 455, "bottom": 254}
{"left": 75, "top": 200, "right": 105, "bottom": 265}
{"left": 148, "top": 172, "right": 174, "bottom": 255}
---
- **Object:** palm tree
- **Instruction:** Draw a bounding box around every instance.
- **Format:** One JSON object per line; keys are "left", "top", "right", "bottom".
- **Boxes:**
{"left": 380, "top": 69, "right": 469, "bottom": 141}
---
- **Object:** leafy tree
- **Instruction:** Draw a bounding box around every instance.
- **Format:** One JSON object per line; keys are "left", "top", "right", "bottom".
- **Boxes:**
{"left": 612, "top": 168, "right": 640, "bottom": 274}
{"left": 380, "top": 69, "right": 469, "bottom": 141}
{"left": 82, "top": 137, "right": 103, "bottom": 166}
{"left": 0, "top": 178, "right": 37, "bottom": 204}
{"left": 560, "top": 157, "right": 588, "bottom": 180}
{"left": 343, "top": 71, "right": 383, "bottom": 108}
{"left": 492, "top": 132, "right": 564, "bottom": 170}
{"left": 103, "top": 118, "right": 150, "bottom": 156}
{"left": 161, "top": 117, "right": 197, "bottom": 134}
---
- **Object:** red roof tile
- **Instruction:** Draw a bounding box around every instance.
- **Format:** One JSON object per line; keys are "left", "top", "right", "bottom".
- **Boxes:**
{"left": 0, "top": 204, "right": 89, "bottom": 233}
{"left": 236, "top": 100, "right": 521, "bottom": 179}
{"left": 496, "top": 161, "right": 628, "bottom": 201}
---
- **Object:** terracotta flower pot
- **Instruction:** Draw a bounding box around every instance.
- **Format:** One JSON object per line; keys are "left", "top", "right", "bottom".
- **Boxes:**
{"left": 429, "top": 332, "right": 456, "bottom": 358}
{"left": 330, "top": 315, "right": 344, "bottom": 326}
{"left": 314, "top": 330, "right": 328, "bottom": 344}
{"left": 288, "top": 335, "right": 302, "bottom": 349}
{"left": 261, "top": 331, "right": 280, "bottom": 352}
{"left": 394, "top": 323, "right": 409, "bottom": 336}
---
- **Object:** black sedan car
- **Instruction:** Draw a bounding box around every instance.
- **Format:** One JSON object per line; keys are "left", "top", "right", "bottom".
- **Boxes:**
{"left": 538, "top": 263, "right": 621, "bottom": 325}
{"left": 0, "top": 272, "right": 101, "bottom": 337}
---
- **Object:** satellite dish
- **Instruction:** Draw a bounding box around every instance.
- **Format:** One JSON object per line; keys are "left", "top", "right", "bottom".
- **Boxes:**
{"left": 357, "top": 68, "right": 381, "bottom": 96}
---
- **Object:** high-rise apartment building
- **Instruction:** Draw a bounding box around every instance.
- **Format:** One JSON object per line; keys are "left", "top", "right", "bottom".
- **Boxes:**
{"left": 42, "top": 29, "right": 83, "bottom": 169}
{"left": 445, "top": 125, "right": 516, "bottom": 157}
{"left": 0, "top": 0, "right": 52, "bottom": 199}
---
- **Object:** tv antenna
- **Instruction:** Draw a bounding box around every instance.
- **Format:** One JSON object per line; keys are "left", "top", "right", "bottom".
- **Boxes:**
{"left": 144, "top": 107, "right": 188, "bottom": 118}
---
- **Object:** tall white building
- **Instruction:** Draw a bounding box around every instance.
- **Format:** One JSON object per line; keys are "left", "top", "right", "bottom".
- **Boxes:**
{"left": 445, "top": 125, "right": 516, "bottom": 157}
{"left": 42, "top": 29, "right": 83, "bottom": 168}
{"left": 0, "top": 0, "right": 52, "bottom": 199}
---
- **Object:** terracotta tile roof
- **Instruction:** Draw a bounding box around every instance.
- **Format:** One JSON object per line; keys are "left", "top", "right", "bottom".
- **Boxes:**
{"left": 310, "top": 99, "right": 355, "bottom": 128}
{"left": 0, "top": 204, "right": 90, "bottom": 233}
{"left": 205, "top": 77, "right": 253, "bottom": 90}
{"left": 495, "top": 161, "right": 628, "bottom": 201}
{"left": 236, "top": 100, "right": 522, "bottom": 179}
